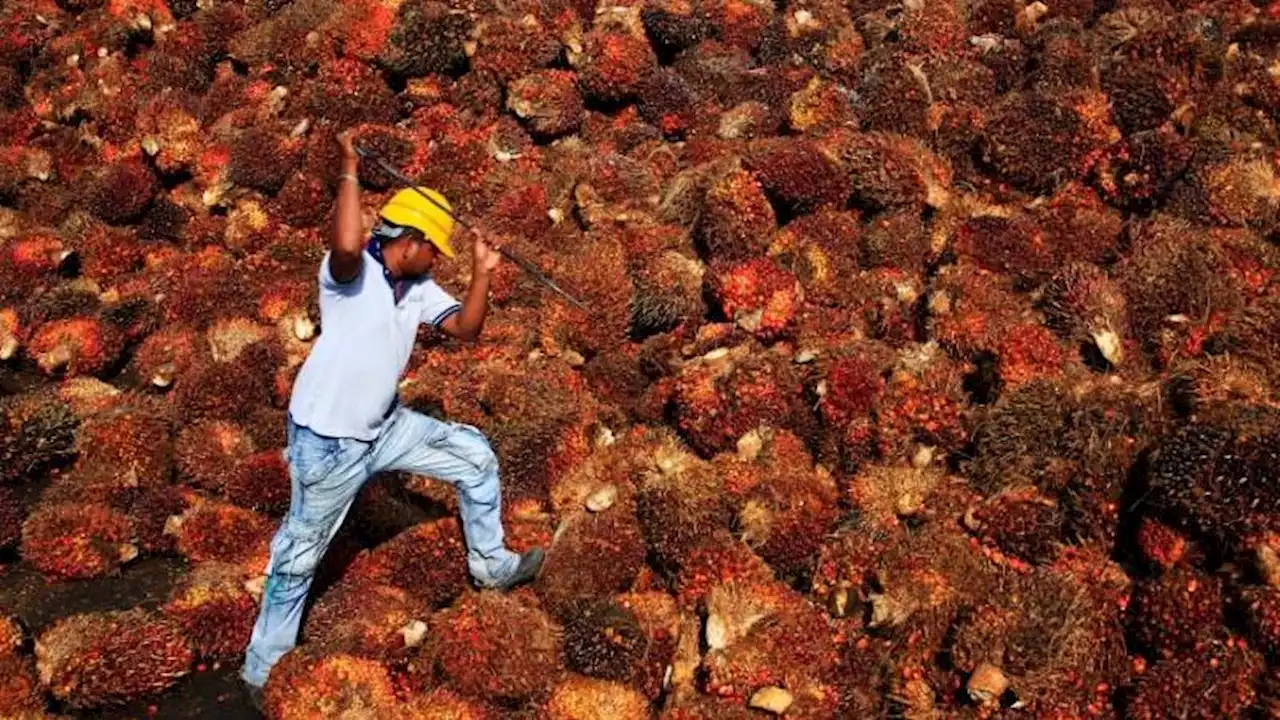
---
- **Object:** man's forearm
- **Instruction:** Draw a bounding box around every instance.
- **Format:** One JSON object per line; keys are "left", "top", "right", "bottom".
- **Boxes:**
{"left": 330, "top": 155, "right": 365, "bottom": 280}
{"left": 452, "top": 270, "right": 491, "bottom": 340}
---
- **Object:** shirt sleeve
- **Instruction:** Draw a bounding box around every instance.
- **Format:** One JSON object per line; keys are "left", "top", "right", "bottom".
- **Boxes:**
{"left": 319, "top": 251, "right": 364, "bottom": 297}
{"left": 420, "top": 280, "right": 463, "bottom": 327}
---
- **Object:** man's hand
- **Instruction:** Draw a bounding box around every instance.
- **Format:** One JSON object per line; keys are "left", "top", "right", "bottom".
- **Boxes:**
{"left": 337, "top": 129, "right": 358, "bottom": 161}
{"left": 472, "top": 229, "right": 502, "bottom": 274}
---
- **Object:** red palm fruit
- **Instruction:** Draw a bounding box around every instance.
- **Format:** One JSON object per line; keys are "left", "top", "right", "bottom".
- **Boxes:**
{"left": 1216, "top": 290, "right": 1280, "bottom": 390}
{"left": 863, "top": 523, "right": 1000, "bottom": 646}
{"left": 1135, "top": 517, "right": 1196, "bottom": 572}
{"left": 981, "top": 91, "right": 1115, "bottom": 195}
{"left": 224, "top": 449, "right": 290, "bottom": 515}
{"left": 0, "top": 233, "right": 74, "bottom": 302}
{"left": 0, "top": 486, "right": 21, "bottom": 550}
{"left": 950, "top": 212, "right": 1055, "bottom": 288}
{"left": 165, "top": 496, "right": 273, "bottom": 570}
{"left": 1039, "top": 262, "right": 1127, "bottom": 367}
{"left": 262, "top": 648, "right": 398, "bottom": 720}
{"left": 572, "top": 30, "right": 657, "bottom": 103}
{"left": 1094, "top": 127, "right": 1193, "bottom": 211}
{"left": 951, "top": 562, "right": 1129, "bottom": 713}
{"left": 926, "top": 261, "right": 1032, "bottom": 360}
{"left": 742, "top": 137, "right": 851, "bottom": 214}
{"left": 173, "top": 340, "right": 283, "bottom": 423}
{"left": 507, "top": 69, "right": 585, "bottom": 140}
{"left": 0, "top": 652, "right": 41, "bottom": 716}
{"left": 700, "top": 580, "right": 841, "bottom": 709}
{"left": 344, "top": 518, "right": 470, "bottom": 609}
{"left": 994, "top": 321, "right": 1070, "bottom": 390}
{"left": 392, "top": 687, "right": 496, "bottom": 719}
{"left": 1130, "top": 564, "right": 1226, "bottom": 659}
{"left": 539, "top": 232, "right": 633, "bottom": 357}
{"left": 535, "top": 506, "right": 648, "bottom": 620}
{"left": 0, "top": 614, "right": 21, "bottom": 655}
{"left": 1118, "top": 217, "right": 1271, "bottom": 363}
{"left": 545, "top": 674, "right": 651, "bottom": 719}
{"left": 21, "top": 501, "right": 137, "bottom": 580}
{"left": 874, "top": 342, "right": 970, "bottom": 462}
{"left": 1173, "top": 146, "right": 1280, "bottom": 233}
{"left": 766, "top": 209, "right": 862, "bottom": 305}
{"left": 161, "top": 561, "right": 258, "bottom": 661}
{"left": 431, "top": 591, "right": 564, "bottom": 704}
{"left": 573, "top": 152, "right": 663, "bottom": 229}
{"left": 963, "top": 485, "right": 1065, "bottom": 566}
{"left": 83, "top": 157, "right": 159, "bottom": 226}
{"left": 672, "top": 342, "right": 815, "bottom": 457}
{"left": 129, "top": 485, "right": 189, "bottom": 555}
{"left": 303, "top": 579, "right": 431, "bottom": 660}
{"left": 629, "top": 249, "right": 706, "bottom": 339}
{"left": 816, "top": 128, "right": 953, "bottom": 211}
{"left": 70, "top": 223, "right": 144, "bottom": 285}
{"left": 65, "top": 403, "right": 173, "bottom": 500}
{"left": 660, "top": 695, "right": 757, "bottom": 719}
{"left": 0, "top": 307, "right": 20, "bottom": 361}
{"left": 673, "top": 536, "right": 775, "bottom": 609}
{"left": 725, "top": 428, "right": 840, "bottom": 578}
{"left": 376, "top": 0, "right": 471, "bottom": 77}
{"left": 694, "top": 164, "right": 777, "bottom": 263}
{"left": 563, "top": 594, "right": 678, "bottom": 697}
{"left": 1125, "top": 638, "right": 1263, "bottom": 719}
{"left": 701, "top": 0, "right": 774, "bottom": 50}
{"left": 27, "top": 314, "right": 124, "bottom": 378}
{"left": 134, "top": 92, "right": 203, "bottom": 174}
{"left": 964, "top": 378, "right": 1073, "bottom": 496}
{"left": 708, "top": 257, "right": 803, "bottom": 342}
{"left": 469, "top": 14, "right": 561, "bottom": 83}
{"left": 227, "top": 124, "right": 305, "bottom": 196}
{"left": 174, "top": 419, "right": 256, "bottom": 492}
{"left": 34, "top": 609, "right": 194, "bottom": 710}
{"left": 624, "top": 426, "right": 730, "bottom": 568}
{"left": 0, "top": 389, "right": 79, "bottom": 484}
{"left": 302, "top": 56, "right": 401, "bottom": 128}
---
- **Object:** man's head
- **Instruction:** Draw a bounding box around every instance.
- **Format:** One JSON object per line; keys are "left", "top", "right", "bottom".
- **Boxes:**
{"left": 375, "top": 187, "right": 458, "bottom": 279}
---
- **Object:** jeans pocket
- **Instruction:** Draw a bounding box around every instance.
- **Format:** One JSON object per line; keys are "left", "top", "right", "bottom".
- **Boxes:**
{"left": 438, "top": 422, "right": 498, "bottom": 473}
{"left": 289, "top": 432, "right": 343, "bottom": 486}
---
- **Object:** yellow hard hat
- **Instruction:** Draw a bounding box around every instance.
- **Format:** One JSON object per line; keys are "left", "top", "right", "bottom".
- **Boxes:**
{"left": 378, "top": 187, "right": 456, "bottom": 258}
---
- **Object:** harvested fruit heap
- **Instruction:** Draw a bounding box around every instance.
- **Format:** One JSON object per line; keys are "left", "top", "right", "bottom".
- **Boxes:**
{"left": 5, "top": 0, "right": 1280, "bottom": 717}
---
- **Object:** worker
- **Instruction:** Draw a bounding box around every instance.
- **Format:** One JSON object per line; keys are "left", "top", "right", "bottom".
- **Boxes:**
{"left": 240, "top": 131, "right": 544, "bottom": 708}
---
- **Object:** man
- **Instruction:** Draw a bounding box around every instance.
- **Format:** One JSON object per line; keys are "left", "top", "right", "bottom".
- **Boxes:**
{"left": 241, "top": 131, "right": 544, "bottom": 704}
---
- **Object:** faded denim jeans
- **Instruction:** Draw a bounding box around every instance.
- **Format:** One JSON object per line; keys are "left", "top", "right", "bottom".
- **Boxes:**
{"left": 240, "top": 406, "right": 520, "bottom": 688}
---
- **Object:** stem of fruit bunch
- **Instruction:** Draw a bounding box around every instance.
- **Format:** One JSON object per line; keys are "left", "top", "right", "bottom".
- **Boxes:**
{"left": 352, "top": 144, "right": 591, "bottom": 313}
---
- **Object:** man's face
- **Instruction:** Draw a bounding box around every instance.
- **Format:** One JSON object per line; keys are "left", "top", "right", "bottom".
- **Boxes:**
{"left": 400, "top": 237, "right": 440, "bottom": 277}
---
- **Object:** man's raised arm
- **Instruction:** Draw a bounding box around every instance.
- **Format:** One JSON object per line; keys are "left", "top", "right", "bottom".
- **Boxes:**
{"left": 329, "top": 131, "right": 365, "bottom": 284}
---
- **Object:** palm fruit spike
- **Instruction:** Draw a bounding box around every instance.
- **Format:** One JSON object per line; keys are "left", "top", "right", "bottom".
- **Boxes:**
{"left": 1038, "top": 262, "right": 1127, "bottom": 366}
{"left": 20, "top": 501, "right": 138, "bottom": 580}
{"left": 535, "top": 505, "right": 648, "bottom": 621}
{"left": 60, "top": 403, "right": 174, "bottom": 504}
{"left": 35, "top": 608, "right": 194, "bottom": 710}
{"left": 950, "top": 560, "right": 1130, "bottom": 713}
{"left": 390, "top": 686, "right": 496, "bottom": 719}
{"left": 164, "top": 495, "right": 273, "bottom": 570}
{"left": 544, "top": 675, "right": 651, "bottom": 719}
{"left": 302, "top": 579, "right": 431, "bottom": 661}
{"left": 1129, "top": 564, "right": 1227, "bottom": 659}
{"left": 160, "top": 561, "right": 258, "bottom": 661}
{"left": 261, "top": 647, "right": 398, "bottom": 720}
{"left": 723, "top": 427, "right": 840, "bottom": 578}
{"left": 670, "top": 342, "right": 815, "bottom": 458}
{"left": 431, "top": 590, "right": 564, "bottom": 704}
{"left": 343, "top": 517, "right": 470, "bottom": 610}
{"left": 1124, "top": 638, "right": 1263, "bottom": 719}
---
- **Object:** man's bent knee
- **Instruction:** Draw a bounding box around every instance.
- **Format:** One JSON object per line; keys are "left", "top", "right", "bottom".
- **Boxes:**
{"left": 267, "top": 516, "right": 328, "bottom": 579}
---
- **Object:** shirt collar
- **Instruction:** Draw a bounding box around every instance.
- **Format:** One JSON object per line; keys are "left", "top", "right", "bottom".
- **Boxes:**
{"left": 367, "top": 223, "right": 425, "bottom": 305}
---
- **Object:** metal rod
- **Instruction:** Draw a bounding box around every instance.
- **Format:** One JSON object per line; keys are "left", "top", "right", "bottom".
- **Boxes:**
{"left": 353, "top": 145, "right": 590, "bottom": 313}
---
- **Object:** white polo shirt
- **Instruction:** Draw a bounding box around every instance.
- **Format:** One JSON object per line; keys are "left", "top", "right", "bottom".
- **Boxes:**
{"left": 287, "top": 250, "right": 461, "bottom": 441}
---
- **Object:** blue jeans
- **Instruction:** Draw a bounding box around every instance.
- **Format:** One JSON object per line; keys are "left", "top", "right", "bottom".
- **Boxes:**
{"left": 240, "top": 407, "right": 520, "bottom": 688}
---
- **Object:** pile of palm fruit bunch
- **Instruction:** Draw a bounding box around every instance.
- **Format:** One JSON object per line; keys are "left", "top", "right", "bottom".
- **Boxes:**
{"left": 5, "top": 0, "right": 1280, "bottom": 716}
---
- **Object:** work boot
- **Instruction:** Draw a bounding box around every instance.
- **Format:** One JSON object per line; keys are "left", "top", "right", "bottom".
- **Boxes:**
{"left": 494, "top": 547, "right": 544, "bottom": 590}
{"left": 244, "top": 682, "right": 265, "bottom": 715}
